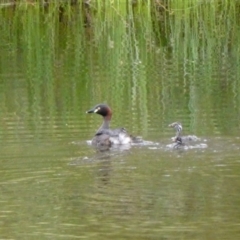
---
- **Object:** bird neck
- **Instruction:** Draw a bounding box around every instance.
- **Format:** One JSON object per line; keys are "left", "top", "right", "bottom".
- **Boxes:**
{"left": 97, "top": 115, "right": 111, "bottom": 133}
{"left": 176, "top": 129, "right": 182, "bottom": 137}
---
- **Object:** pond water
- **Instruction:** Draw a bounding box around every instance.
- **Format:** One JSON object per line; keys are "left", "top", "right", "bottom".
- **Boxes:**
{"left": 0, "top": 4, "right": 240, "bottom": 239}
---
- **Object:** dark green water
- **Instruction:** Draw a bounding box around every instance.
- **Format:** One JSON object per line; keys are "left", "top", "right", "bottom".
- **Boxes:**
{"left": 0, "top": 5, "right": 240, "bottom": 239}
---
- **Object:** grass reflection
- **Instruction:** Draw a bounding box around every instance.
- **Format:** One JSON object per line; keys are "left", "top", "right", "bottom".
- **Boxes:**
{"left": 0, "top": 1, "right": 239, "bottom": 137}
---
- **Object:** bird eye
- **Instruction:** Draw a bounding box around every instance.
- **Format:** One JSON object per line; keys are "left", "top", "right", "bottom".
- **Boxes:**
{"left": 94, "top": 107, "right": 100, "bottom": 113}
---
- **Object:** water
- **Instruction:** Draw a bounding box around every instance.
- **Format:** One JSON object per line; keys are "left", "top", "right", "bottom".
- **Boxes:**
{"left": 0, "top": 4, "right": 240, "bottom": 239}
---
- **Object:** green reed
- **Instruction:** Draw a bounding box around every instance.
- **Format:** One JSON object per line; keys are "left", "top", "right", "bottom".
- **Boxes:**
{"left": 1, "top": 0, "right": 240, "bottom": 135}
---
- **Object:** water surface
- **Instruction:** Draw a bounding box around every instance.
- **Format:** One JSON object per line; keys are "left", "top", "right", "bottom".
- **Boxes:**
{"left": 0, "top": 4, "right": 240, "bottom": 239}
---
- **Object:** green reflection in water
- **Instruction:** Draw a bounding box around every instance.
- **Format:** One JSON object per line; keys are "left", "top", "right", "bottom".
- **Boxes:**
{"left": 0, "top": 2, "right": 240, "bottom": 137}
{"left": 0, "top": 2, "right": 240, "bottom": 239}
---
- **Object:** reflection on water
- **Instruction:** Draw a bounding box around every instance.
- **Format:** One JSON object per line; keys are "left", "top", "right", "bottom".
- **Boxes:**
{"left": 0, "top": 128, "right": 240, "bottom": 239}
{"left": 0, "top": 4, "right": 240, "bottom": 240}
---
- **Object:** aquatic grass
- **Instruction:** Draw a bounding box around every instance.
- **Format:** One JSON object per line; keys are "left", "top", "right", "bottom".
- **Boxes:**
{"left": 1, "top": 0, "right": 240, "bottom": 135}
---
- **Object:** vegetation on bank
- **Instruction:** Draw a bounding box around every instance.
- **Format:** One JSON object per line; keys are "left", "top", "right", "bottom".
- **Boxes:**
{"left": 0, "top": 0, "right": 240, "bottom": 135}
{"left": 1, "top": 0, "right": 239, "bottom": 45}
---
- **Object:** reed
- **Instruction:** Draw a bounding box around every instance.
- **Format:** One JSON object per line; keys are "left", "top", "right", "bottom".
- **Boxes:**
{"left": 0, "top": 0, "right": 240, "bottom": 135}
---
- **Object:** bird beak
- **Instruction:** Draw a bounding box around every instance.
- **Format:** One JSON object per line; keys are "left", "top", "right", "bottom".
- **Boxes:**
{"left": 86, "top": 106, "right": 100, "bottom": 114}
{"left": 86, "top": 108, "right": 95, "bottom": 114}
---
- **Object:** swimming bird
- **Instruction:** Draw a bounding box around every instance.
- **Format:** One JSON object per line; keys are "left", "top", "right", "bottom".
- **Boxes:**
{"left": 168, "top": 122, "right": 199, "bottom": 147}
{"left": 86, "top": 104, "right": 138, "bottom": 147}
